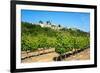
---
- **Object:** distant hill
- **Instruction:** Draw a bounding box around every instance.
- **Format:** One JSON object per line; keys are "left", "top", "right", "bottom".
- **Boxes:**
{"left": 21, "top": 22, "right": 89, "bottom": 37}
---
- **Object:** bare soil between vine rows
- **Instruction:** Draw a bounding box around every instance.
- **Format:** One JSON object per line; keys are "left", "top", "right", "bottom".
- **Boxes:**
{"left": 21, "top": 48, "right": 90, "bottom": 63}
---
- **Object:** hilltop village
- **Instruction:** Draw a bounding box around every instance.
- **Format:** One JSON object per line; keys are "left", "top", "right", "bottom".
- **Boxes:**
{"left": 32, "top": 21, "right": 63, "bottom": 30}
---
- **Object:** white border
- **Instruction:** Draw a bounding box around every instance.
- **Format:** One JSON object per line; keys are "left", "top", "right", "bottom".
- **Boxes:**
{"left": 16, "top": 4, "right": 94, "bottom": 69}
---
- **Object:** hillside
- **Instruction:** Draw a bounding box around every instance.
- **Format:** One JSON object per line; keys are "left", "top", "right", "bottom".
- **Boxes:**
{"left": 21, "top": 22, "right": 89, "bottom": 37}
{"left": 21, "top": 22, "right": 90, "bottom": 54}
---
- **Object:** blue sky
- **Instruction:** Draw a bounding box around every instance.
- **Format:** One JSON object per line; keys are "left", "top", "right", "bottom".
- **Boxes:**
{"left": 21, "top": 9, "right": 90, "bottom": 32}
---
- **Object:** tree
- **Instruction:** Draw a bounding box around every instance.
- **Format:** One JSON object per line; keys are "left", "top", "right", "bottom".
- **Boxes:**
{"left": 46, "top": 21, "right": 51, "bottom": 25}
{"left": 55, "top": 33, "right": 66, "bottom": 61}
{"left": 55, "top": 47, "right": 66, "bottom": 60}
{"left": 38, "top": 36, "right": 47, "bottom": 54}
{"left": 39, "top": 20, "right": 43, "bottom": 24}
{"left": 58, "top": 24, "right": 61, "bottom": 27}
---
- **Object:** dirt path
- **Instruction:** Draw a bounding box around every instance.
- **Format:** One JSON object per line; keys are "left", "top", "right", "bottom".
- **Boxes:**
{"left": 21, "top": 48, "right": 90, "bottom": 63}
{"left": 65, "top": 48, "right": 90, "bottom": 61}
{"left": 21, "top": 52, "right": 59, "bottom": 63}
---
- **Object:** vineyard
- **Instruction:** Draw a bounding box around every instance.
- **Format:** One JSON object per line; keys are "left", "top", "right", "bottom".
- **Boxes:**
{"left": 21, "top": 22, "right": 90, "bottom": 62}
